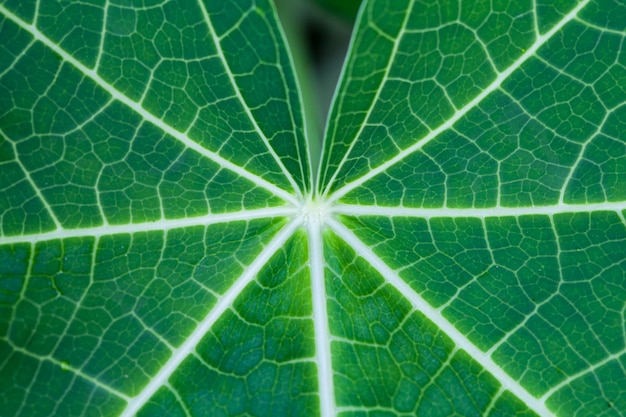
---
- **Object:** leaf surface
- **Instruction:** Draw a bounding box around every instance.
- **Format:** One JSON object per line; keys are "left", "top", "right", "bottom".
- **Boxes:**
{"left": 1, "top": 0, "right": 625, "bottom": 416}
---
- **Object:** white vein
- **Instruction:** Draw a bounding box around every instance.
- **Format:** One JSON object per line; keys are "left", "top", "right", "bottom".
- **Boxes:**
{"left": 332, "top": 201, "right": 626, "bottom": 219}
{"left": 327, "top": 217, "right": 554, "bottom": 417}
{"left": 327, "top": 0, "right": 592, "bottom": 204}
{"left": 306, "top": 217, "right": 336, "bottom": 417}
{"left": 120, "top": 217, "right": 302, "bottom": 417}
{"left": 0, "top": 206, "right": 298, "bottom": 245}
{"left": 558, "top": 110, "right": 611, "bottom": 204}
{"left": 195, "top": 0, "right": 305, "bottom": 200}
{"left": 0, "top": 4, "right": 299, "bottom": 207}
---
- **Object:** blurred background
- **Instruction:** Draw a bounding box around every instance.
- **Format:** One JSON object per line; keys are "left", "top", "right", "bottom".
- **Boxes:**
{"left": 276, "top": 0, "right": 362, "bottom": 142}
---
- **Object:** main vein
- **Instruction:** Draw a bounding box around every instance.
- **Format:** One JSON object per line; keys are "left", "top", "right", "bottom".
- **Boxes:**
{"left": 0, "top": 206, "right": 298, "bottom": 245}
{"left": 332, "top": 201, "right": 626, "bottom": 219}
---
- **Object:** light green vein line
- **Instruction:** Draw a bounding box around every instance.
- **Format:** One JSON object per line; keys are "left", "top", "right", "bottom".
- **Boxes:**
{"left": 5, "top": 235, "right": 36, "bottom": 337}
{"left": 4, "top": 138, "right": 63, "bottom": 231}
{"left": 327, "top": 217, "right": 554, "bottom": 417}
{"left": 0, "top": 5, "right": 299, "bottom": 207}
{"left": 195, "top": 0, "right": 304, "bottom": 199}
{"left": 0, "top": 36, "right": 35, "bottom": 78}
{"left": 540, "top": 350, "right": 626, "bottom": 402}
{"left": 575, "top": 16, "right": 626, "bottom": 36}
{"left": 119, "top": 217, "right": 302, "bottom": 417}
{"left": 94, "top": 0, "right": 108, "bottom": 70}
{"left": 7, "top": 344, "right": 131, "bottom": 402}
{"left": 483, "top": 387, "right": 507, "bottom": 416}
{"left": 327, "top": 0, "right": 591, "bottom": 204}
{"left": 166, "top": 382, "right": 191, "bottom": 417}
{"left": 0, "top": 206, "right": 298, "bottom": 245}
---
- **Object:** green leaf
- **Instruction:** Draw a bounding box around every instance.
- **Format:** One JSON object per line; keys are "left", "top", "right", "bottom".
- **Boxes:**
{"left": 1, "top": 0, "right": 625, "bottom": 416}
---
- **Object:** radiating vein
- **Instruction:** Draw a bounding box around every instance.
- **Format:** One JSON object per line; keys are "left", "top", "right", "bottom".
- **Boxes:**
{"left": 327, "top": 217, "right": 554, "bottom": 417}
{"left": 327, "top": 0, "right": 591, "bottom": 204}
{"left": 0, "top": 206, "right": 298, "bottom": 245}
{"left": 120, "top": 217, "right": 302, "bottom": 417}
{"left": 306, "top": 218, "right": 336, "bottom": 417}
{"left": 196, "top": 0, "right": 305, "bottom": 199}
{"left": 0, "top": 4, "right": 299, "bottom": 207}
{"left": 332, "top": 202, "right": 626, "bottom": 219}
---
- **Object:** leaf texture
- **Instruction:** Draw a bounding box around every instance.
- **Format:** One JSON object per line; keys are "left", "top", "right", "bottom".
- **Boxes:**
{"left": 1, "top": 0, "right": 625, "bottom": 416}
